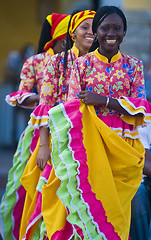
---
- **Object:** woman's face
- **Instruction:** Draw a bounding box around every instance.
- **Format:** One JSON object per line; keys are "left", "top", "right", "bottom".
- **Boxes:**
{"left": 73, "top": 18, "right": 94, "bottom": 54}
{"left": 96, "top": 13, "right": 125, "bottom": 56}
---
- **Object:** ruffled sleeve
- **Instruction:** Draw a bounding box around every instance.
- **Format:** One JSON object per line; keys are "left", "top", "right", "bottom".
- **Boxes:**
{"left": 5, "top": 91, "right": 36, "bottom": 108}
{"left": 5, "top": 56, "right": 37, "bottom": 108}
{"left": 28, "top": 104, "right": 53, "bottom": 128}
{"left": 117, "top": 60, "right": 151, "bottom": 127}
{"left": 118, "top": 96, "right": 151, "bottom": 127}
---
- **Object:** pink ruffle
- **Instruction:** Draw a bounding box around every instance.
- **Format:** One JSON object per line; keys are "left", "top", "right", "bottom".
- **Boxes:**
{"left": 5, "top": 91, "right": 36, "bottom": 108}
{"left": 28, "top": 104, "right": 53, "bottom": 128}
{"left": 120, "top": 96, "right": 151, "bottom": 115}
{"left": 62, "top": 99, "right": 120, "bottom": 239}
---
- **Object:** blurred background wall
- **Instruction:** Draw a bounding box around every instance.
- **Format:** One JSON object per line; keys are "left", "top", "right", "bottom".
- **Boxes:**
{"left": 1, "top": 0, "right": 151, "bottom": 82}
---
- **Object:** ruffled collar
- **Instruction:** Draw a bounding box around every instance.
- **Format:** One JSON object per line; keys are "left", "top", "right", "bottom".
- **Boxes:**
{"left": 71, "top": 44, "right": 80, "bottom": 57}
{"left": 46, "top": 48, "right": 55, "bottom": 55}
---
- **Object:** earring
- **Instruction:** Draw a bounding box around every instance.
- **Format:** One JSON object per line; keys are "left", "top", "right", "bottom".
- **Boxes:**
{"left": 94, "top": 34, "right": 98, "bottom": 41}
{"left": 61, "top": 39, "right": 66, "bottom": 48}
{"left": 72, "top": 33, "right": 75, "bottom": 40}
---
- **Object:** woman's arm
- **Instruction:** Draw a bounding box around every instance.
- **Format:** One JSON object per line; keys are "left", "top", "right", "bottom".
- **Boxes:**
{"left": 79, "top": 90, "right": 143, "bottom": 117}
{"left": 37, "top": 126, "right": 50, "bottom": 171}
{"left": 18, "top": 94, "right": 40, "bottom": 107}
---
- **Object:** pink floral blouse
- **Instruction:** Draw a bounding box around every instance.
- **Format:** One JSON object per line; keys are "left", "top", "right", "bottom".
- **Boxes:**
{"left": 5, "top": 51, "right": 53, "bottom": 108}
{"left": 29, "top": 46, "right": 80, "bottom": 128}
{"left": 68, "top": 49, "right": 151, "bottom": 138}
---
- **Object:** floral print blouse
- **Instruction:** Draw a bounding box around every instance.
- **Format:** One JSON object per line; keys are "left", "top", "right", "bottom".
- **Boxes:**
{"left": 68, "top": 49, "right": 151, "bottom": 138}
{"left": 29, "top": 46, "right": 80, "bottom": 128}
{"left": 5, "top": 50, "right": 54, "bottom": 108}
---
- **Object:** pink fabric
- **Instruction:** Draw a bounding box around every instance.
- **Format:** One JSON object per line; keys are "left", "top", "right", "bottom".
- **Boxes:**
{"left": 121, "top": 96, "right": 151, "bottom": 114}
{"left": 5, "top": 91, "right": 36, "bottom": 108}
{"left": 12, "top": 185, "right": 26, "bottom": 240}
{"left": 5, "top": 52, "right": 51, "bottom": 107}
{"left": 30, "top": 129, "right": 40, "bottom": 154}
{"left": 22, "top": 164, "right": 52, "bottom": 239}
{"left": 63, "top": 99, "right": 120, "bottom": 239}
{"left": 29, "top": 104, "right": 53, "bottom": 128}
{"left": 30, "top": 104, "right": 53, "bottom": 118}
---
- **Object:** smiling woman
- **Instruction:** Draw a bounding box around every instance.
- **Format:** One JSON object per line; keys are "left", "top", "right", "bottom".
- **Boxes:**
{"left": 16, "top": 9, "right": 96, "bottom": 240}
{"left": 44, "top": 6, "right": 151, "bottom": 240}
{"left": 96, "top": 13, "right": 126, "bottom": 61}
{"left": 70, "top": 18, "right": 94, "bottom": 56}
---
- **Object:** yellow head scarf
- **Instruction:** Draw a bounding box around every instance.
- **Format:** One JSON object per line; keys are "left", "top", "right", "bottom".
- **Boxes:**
{"left": 44, "top": 13, "right": 70, "bottom": 51}
{"left": 69, "top": 10, "right": 96, "bottom": 40}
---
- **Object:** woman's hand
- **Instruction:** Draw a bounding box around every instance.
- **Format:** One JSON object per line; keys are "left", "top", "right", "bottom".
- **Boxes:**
{"left": 37, "top": 144, "right": 50, "bottom": 171}
{"left": 79, "top": 90, "right": 106, "bottom": 106}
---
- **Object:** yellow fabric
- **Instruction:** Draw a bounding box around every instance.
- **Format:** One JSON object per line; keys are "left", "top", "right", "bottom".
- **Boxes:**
{"left": 19, "top": 137, "right": 67, "bottom": 239}
{"left": 19, "top": 137, "right": 52, "bottom": 239}
{"left": 80, "top": 102, "right": 144, "bottom": 240}
{"left": 51, "top": 15, "right": 70, "bottom": 40}
{"left": 71, "top": 44, "right": 80, "bottom": 57}
{"left": 46, "top": 48, "right": 54, "bottom": 55}
{"left": 44, "top": 15, "right": 71, "bottom": 50}
{"left": 19, "top": 139, "right": 42, "bottom": 239}
{"left": 119, "top": 98, "right": 151, "bottom": 127}
{"left": 29, "top": 115, "right": 49, "bottom": 128}
{"left": 20, "top": 102, "right": 145, "bottom": 240}
{"left": 94, "top": 48, "right": 122, "bottom": 63}
{"left": 69, "top": 10, "right": 95, "bottom": 40}
{"left": 42, "top": 168, "right": 67, "bottom": 238}
{"left": 46, "top": 14, "right": 52, "bottom": 26}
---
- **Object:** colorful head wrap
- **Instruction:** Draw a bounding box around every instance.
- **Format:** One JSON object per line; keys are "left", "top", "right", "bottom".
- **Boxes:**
{"left": 44, "top": 13, "right": 70, "bottom": 51}
{"left": 69, "top": 10, "right": 96, "bottom": 40}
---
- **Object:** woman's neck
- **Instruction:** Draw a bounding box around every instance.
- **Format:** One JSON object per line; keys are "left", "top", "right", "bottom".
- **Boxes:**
{"left": 75, "top": 44, "right": 89, "bottom": 57}
{"left": 98, "top": 48, "right": 118, "bottom": 63}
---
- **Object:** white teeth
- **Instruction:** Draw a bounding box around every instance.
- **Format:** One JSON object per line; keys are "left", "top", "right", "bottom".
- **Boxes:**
{"left": 85, "top": 38, "right": 94, "bottom": 41}
{"left": 106, "top": 40, "right": 116, "bottom": 43}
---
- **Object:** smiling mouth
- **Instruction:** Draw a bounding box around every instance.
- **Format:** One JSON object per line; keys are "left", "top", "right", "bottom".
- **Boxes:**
{"left": 85, "top": 37, "right": 94, "bottom": 41}
{"left": 106, "top": 39, "right": 117, "bottom": 44}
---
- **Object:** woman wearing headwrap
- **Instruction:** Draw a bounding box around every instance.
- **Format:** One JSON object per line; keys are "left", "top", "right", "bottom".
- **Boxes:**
{"left": 6, "top": 13, "right": 70, "bottom": 108}
{"left": 18, "top": 10, "right": 95, "bottom": 240}
{"left": 46, "top": 6, "right": 151, "bottom": 240}
{"left": 0, "top": 13, "right": 70, "bottom": 240}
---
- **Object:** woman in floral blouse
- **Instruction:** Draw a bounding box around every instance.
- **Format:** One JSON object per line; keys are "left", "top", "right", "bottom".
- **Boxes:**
{"left": 42, "top": 6, "right": 151, "bottom": 240}
{"left": 0, "top": 13, "right": 70, "bottom": 240}
{"left": 6, "top": 13, "right": 70, "bottom": 108}
{"left": 17, "top": 10, "right": 96, "bottom": 240}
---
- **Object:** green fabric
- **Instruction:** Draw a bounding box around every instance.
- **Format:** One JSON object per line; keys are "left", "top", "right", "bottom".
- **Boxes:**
{"left": 0, "top": 126, "right": 34, "bottom": 240}
{"left": 49, "top": 104, "right": 103, "bottom": 239}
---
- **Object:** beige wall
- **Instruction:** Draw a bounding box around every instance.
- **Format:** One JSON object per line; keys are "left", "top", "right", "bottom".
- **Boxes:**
{"left": 0, "top": 0, "right": 42, "bottom": 82}
{"left": 124, "top": 0, "right": 151, "bottom": 10}
{"left": 0, "top": 0, "right": 86, "bottom": 83}
{"left": 1, "top": 0, "right": 151, "bottom": 83}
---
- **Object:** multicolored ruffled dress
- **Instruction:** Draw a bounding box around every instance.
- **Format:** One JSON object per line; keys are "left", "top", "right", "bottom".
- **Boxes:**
{"left": 12, "top": 46, "right": 80, "bottom": 240}
{"left": 0, "top": 49, "right": 54, "bottom": 240}
{"left": 22, "top": 49, "right": 151, "bottom": 240}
